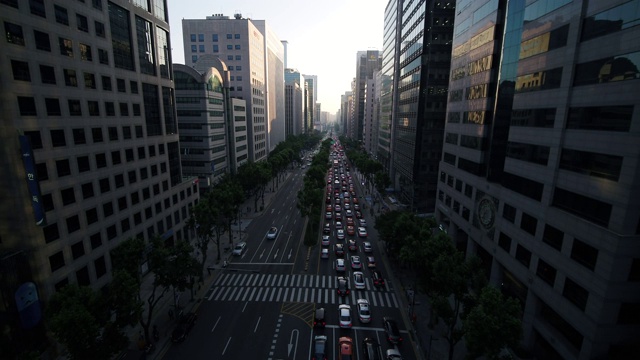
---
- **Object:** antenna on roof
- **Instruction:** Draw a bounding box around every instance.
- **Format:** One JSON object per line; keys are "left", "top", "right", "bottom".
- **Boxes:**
{"left": 234, "top": 12, "right": 242, "bottom": 19}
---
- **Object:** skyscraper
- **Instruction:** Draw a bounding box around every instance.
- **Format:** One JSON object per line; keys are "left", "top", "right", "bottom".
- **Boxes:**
{"left": 436, "top": 0, "right": 640, "bottom": 358}
{"left": 285, "top": 68, "right": 305, "bottom": 136}
{"left": 353, "top": 50, "right": 381, "bottom": 142}
{"left": 0, "top": 0, "right": 198, "bottom": 316}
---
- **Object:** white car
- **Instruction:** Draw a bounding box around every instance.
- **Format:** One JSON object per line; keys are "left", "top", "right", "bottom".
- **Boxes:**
{"left": 357, "top": 227, "right": 368, "bottom": 238}
{"left": 338, "top": 304, "right": 352, "bottom": 328}
{"left": 335, "top": 258, "right": 346, "bottom": 272}
{"left": 266, "top": 226, "right": 278, "bottom": 240}
{"left": 337, "top": 229, "right": 345, "bottom": 240}
{"left": 386, "top": 348, "right": 404, "bottom": 359}
{"left": 321, "top": 235, "right": 330, "bottom": 246}
{"left": 350, "top": 256, "right": 362, "bottom": 270}
{"left": 363, "top": 241, "right": 373, "bottom": 253}
{"left": 321, "top": 248, "right": 329, "bottom": 259}
{"left": 335, "top": 221, "right": 343, "bottom": 229}
{"left": 353, "top": 271, "right": 365, "bottom": 290}
{"left": 359, "top": 219, "right": 367, "bottom": 227}
{"left": 357, "top": 299, "right": 371, "bottom": 323}
{"left": 232, "top": 242, "right": 247, "bottom": 256}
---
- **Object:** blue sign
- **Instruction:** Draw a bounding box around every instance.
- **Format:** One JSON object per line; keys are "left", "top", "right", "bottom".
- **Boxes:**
{"left": 19, "top": 135, "right": 46, "bottom": 226}
{"left": 15, "top": 282, "right": 42, "bottom": 329}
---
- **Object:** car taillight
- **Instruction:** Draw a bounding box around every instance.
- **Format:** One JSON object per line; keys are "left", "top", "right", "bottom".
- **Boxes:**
{"left": 346, "top": 290, "right": 350, "bottom": 294}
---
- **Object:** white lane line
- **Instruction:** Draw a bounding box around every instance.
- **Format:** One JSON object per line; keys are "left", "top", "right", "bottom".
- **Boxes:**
{"left": 242, "top": 301, "right": 249, "bottom": 312}
{"left": 222, "top": 337, "right": 232, "bottom": 355}
{"left": 254, "top": 316, "right": 261, "bottom": 333}
{"left": 211, "top": 316, "right": 221, "bottom": 332}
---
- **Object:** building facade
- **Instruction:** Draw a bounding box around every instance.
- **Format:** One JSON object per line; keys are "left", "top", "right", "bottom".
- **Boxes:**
{"left": 182, "top": 14, "right": 270, "bottom": 162}
{"left": 0, "top": 0, "right": 199, "bottom": 323}
{"left": 436, "top": 0, "right": 640, "bottom": 358}
{"left": 284, "top": 68, "right": 305, "bottom": 136}
{"left": 363, "top": 76, "right": 380, "bottom": 157}
{"left": 353, "top": 50, "right": 381, "bottom": 142}
{"left": 389, "top": 0, "right": 454, "bottom": 214}
{"left": 174, "top": 58, "right": 248, "bottom": 192}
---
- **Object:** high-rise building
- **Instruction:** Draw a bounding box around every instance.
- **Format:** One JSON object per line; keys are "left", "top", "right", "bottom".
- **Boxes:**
{"left": 341, "top": 90, "right": 354, "bottom": 137}
{"left": 436, "top": 0, "right": 640, "bottom": 358}
{"left": 353, "top": 50, "right": 381, "bottom": 141}
{"left": 182, "top": 13, "right": 284, "bottom": 162}
{"left": 174, "top": 56, "right": 248, "bottom": 192}
{"left": 285, "top": 68, "right": 305, "bottom": 136}
{"left": 304, "top": 76, "right": 315, "bottom": 133}
{"left": 0, "top": 0, "right": 199, "bottom": 322}
{"left": 388, "top": 1, "right": 454, "bottom": 214}
{"left": 363, "top": 76, "right": 380, "bottom": 157}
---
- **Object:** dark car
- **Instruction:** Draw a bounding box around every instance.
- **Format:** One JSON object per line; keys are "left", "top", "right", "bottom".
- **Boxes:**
{"left": 323, "top": 223, "right": 331, "bottom": 234}
{"left": 337, "top": 276, "right": 350, "bottom": 297}
{"left": 335, "top": 243, "right": 345, "bottom": 257}
{"left": 314, "top": 307, "right": 326, "bottom": 328}
{"left": 371, "top": 270, "right": 385, "bottom": 288}
{"left": 171, "top": 312, "right": 197, "bottom": 343}
{"left": 383, "top": 317, "right": 403, "bottom": 345}
{"left": 362, "top": 337, "right": 381, "bottom": 360}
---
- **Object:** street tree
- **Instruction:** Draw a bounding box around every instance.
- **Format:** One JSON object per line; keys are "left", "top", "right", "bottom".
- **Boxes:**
{"left": 186, "top": 194, "right": 225, "bottom": 273}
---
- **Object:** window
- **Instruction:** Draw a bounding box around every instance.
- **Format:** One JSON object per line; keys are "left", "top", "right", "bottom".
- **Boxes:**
{"left": 120, "top": 103, "right": 129, "bottom": 116}
{"left": 502, "top": 203, "right": 516, "bottom": 223}
{"left": 63, "top": 69, "right": 78, "bottom": 87}
{"left": 45, "top": 98, "right": 61, "bottom": 116}
{"left": 109, "top": 2, "right": 134, "bottom": 70}
{"left": 212, "top": 34, "right": 218, "bottom": 41}
{"left": 111, "top": 150, "right": 121, "bottom": 165}
{"left": 227, "top": 55, "right": 233, "bottom": 61}
{"left": 92, "top": 127, "right": 103, "bottom": 143}
{"left": 99, "top": 178, "right": 110, "bottom": 194}
{"left": 498, "top": 232, "right": 512, "bottom": 253}
{"left": 103, "top": 203, "right": 113, "bottom": 220}
{"left": 125, "top": 148, "right": 134, "bottom": 162}
{"left": 198, "top": 33, "right": 204, "bottom": 42}
{"left": 34, "top": 30, "right": 51, "bottom": 51}
{"left": 542, "top": 224, "right": 564, "bottom": 251}
{"left": 95, "top": 20, "right": 105, "bottom": 37}
{"left": 190, "top": 34, "right": 196, "bottom": 42}
{"left": 50, "top": 129, "right": 66, "bottom": 147}
{"left": 76, "top": 14, "right": 88, "bottom": 32}
{"left": 68, "top": 100, "right": 81, "bottom": 116}
{"left": 191, "top": 55, "right": 198, "bottom": 63}
{"left": 520, "top": 212, "right": 537, "bottom": 236}
{"left": 60, "top": 187, "right": 75, "bottom": 205}
{"left": 29, "top": 0, "right": 46, "bottom": 17}
{"left": 515, "top": 244, "right": 531, "bottom": 268}
{"left": 582, "top": 0, "right": 640, "bottom": 41}
{"left": 563, "top": 278, "right": 588, "bottom": 311}
{"left": 77, "top": 156, "right": 90, "bottom": 172}
{"left": 227, "top": 44, "right": 233, "bottom": 50}
{"left": 59, "top": 37, "right": 73, "bottom": 57}
{"left": 90, "top": 232, "right": 102, "bottom": 249}
{"left": 49, "top": 251, "right": 65, "bottom": 272}
{"left": 107, "top": 225, "right": 117, "bottom": 240}
{"left": 148, "top": 145, "right": 156, "bottom": 157}
{"left": 574, "top": 51, "right": 640, "bottom": 86}
{"left": 131, "top": 192, "right": 139, "bottom": 204}
{"left": 54, "top": 5, "right": 69, "bottom": 25}
{"left": 95, "top": 153, "right": 106, "bottom": 168}
{"left": 66, "top": 215, "right": 80, "bottom": 233}
{"left": 199, "top": 45, "right": 204, "bottom": 52}
{"left": 84, "top": 73, "right": 96, "bottom": 89}
{"left": 226, "top": 34, "right": 232, "bottom": 39}
{"left": 36, "top": 65, "right": 55, "bottom": 85}
{"left": 571, "top": 239, "right": 598, "bottom": 271}
{"left": 115, "top": 174, "right": 125, "bottom": 188}
{"left": 128, "top": 170, "right": 137, "bottom": 184}
{"left": 105, "top": 102, "right": 115, "bottom": 116}
{"left": 18, "top": 97, "right": 36, "bottom": 116}
{"left": 213, "top": 45, "right": 218, "bottom": 52}
{"left": 118, "top": 196, "right": 127, "bottom": 211}
{"left": 108, "top": 127, "right": 118, "bottom": 141}
{"left": 136, "top": 126, "right": 143, "bottom": 138}
{"left": 137, "top": 147, "right": 146, "bottom": 159}
{"left": 536, "top": 259, "right": 557, "bottom": 286}
{"left": 235, "top": 55, "right": 241, "bottom": 60}
{"left": 41, "top": 193, "right": 53, "bottom": 211}
{"left": 559, "top": 149, "right": 623, "bottom": 181}
{"left": 617, "top": 303, "right": 640, "bottom": 325}
{"left": 95, "top": 256, "right": 107, "bottom": 278}
{"left": 87, "top": 101, "right": 99, "bottom": 116}
{"left": 86, "top": 207, "right": 98, "bottom": 225}
{"left": 44, "top": 223, "right": 60, "bottom": 243}
{"left": 552, "top": 187, "right": 612, "bottom": 227}
{"left": 101, "top": 76, "right": 112, "bottom": 91}
{"left": 123, "top": 126, "right": 132, "bottom": 139}
{"left": 11, "top": 60, "right": 30, "bottom": 81}
{"left": 25, "top": 131, "right": 43, "bottom": 149}
{"left": 79, "top": 43, "right": 92, "bottom": 61}
{"left": 5, "top": 21, "right": 24, "bottom": 46}
{"left": 98, "top": 48, "right": 109, "bottom": 64}
{"left": 130, "top": 81, "right": 138, "bottom": 93}
{"left": 117, "top": 78, "right": 126, "bottom": 92}
{"left": 76, "top": 266, "right": 90, "bottom": 286}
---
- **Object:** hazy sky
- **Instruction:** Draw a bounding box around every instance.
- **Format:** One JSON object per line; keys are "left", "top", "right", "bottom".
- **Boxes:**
{"left": 167, "top": 0, "right": 387, "bottom": 113}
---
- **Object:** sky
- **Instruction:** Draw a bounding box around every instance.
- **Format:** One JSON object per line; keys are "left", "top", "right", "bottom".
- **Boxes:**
{"left": 167, "top": 0, "right": 387, "bottom": 113}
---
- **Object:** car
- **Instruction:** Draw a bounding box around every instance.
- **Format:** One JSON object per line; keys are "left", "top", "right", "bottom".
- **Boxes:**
{"left": 351, "top": 256, "right": 362, "bottom": 269}
{"left": 335, "top": 204, "right": 342, "bottom": 213}
{"left": 358, "top": 227, "right": 368, "bottom": 237}
{"left": 363, "top": 241, "right": 373, "bottom": 253}
{"left": 383, "top": 317, "right": 403, "bottom": 345}
{"left": 346, "top": 217, "right": 355, "bottom": 226}
{"left": 337, "top": 276, "right": 350, "bottom": 297}
{"left": 344, "top": 202, "right": 351, "bottom": 210}
{"left": 338, "top": 336, "right": 354, "bottom": 359}
{"left": 335, "top": 212, "right": 343, "bottom": 221}
{"left": 321, "top": 235, "right": 330, "bottom": 246}
{"left": 359, "top": 219, "right": 368, "bottom": 227}
{"left": 353, "top": 204, "right": 360, "bottom": 211}
{"left": 335, "top": 221, "right": 343, "bottom": 229}
{"left": 314, "top": 307, "right": 326, "bottom": 328}
{"left": 385, "top": 348, "right": 404, "bottom": 359}
{"left": 337, "top": 229, "right": 345, "bottom": 240}
{"left": 171, "top": 312, "right": 197, "bottom": 342}
{"left": 335, "top": 244, "right": 345, "bottom": 258}
{"left": 323, "top": 223, "right": 331, "bottom": 234}
{"left": 313, "top": 335, "right": 328, "bottom": 360}
{"left": 326, "top": 204, "right": 332, "bottom": 212}
{"left": 367, "top": 256, "right": 376, "bottom": 268}
{"left": 353, "top": 271, "right": 365, "bottom": 290}
{"left": 355, "top": 211, "right": 363, "bottom": 219}
{"left": 325, "top": 211, "right": 332, "bottom": 219}
{"left": 362, "top": 337, "right": 379, "bottom": 360}
{"left": 353, "top": 197, "right": 359, "bottom": 203}
{"left": 266, "top": 226, "right": 278, "bottom": 240}
{"left": 346, "top": 225, "right": 355, "bottom": 236}
{"left": 232, "top": 242, "right": 247, "bottom": 256}
{"left": 345, "top": 209, "right": 353, "bottom": 217}
{"left": 321, "top": 248, "right": 329, "bottom": 259}
{"left": 335, "top": 258, "right": 346, "bottom": 272}
{"left": 338, "top": 305, "right": 352, "bottom": 328}
{"left": 371, "top": 270, "right": 385, "bottom": 288}
{"left": 348, "top": 239, "right": 358, "bottom": 252}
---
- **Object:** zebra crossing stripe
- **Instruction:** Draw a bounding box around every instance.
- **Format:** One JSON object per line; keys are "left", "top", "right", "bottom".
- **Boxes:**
{"left": 277, "top": 274, "right": 283, "bottom": 287}
{"left": 255, "top": 288, "right": 264, "bottom": 301}
{"left": 227, "top": 287, "right": 239, "bottom": 301}
{"left": 276, "top": 288, "right": 282, "bottom": 302}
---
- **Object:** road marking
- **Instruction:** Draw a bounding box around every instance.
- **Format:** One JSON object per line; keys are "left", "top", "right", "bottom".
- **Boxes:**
{"left": 254, "top": 316, "right": 261, "bottom": 333}
{"left": 227, "top": 287, "right": 239, "bottom": 301}
{"left": 277, "top": 275, "right": 284, "bottom": 287}
{"left": 248, "top": 288, "right": 257, "bottom": 301}
{"left": 222, "top": 337, "right": 232, "bottom": 355}
{"left": 270, "top": 288, "right": 276, "bottom": 302}
{"left": 385, "top": 293, "right": 391, "bottom": 307}
{"left": 288, "top": 329, "right": 299, "bottom": 358}
{"left": 276, "top": 288, "right": 282, "bottom": 302}
{"left": 211, "top": 316, "right": 221, "bottom": 332}
{"left": 255, "top": 287, "right": 264, "bottom": 301}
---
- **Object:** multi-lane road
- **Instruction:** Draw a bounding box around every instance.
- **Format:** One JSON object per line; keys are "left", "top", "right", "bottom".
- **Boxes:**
{"left": 162, "top": 149, "right": 415, "bottom": 360}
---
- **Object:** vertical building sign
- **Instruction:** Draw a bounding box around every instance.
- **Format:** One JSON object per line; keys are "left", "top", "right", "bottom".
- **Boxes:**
{"left": 19, "top": 135, "right": 46, "bottom": 226}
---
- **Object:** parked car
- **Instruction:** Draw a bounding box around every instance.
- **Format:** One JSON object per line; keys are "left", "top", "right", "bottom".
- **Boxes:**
{"left": 314, "top": 307, "right": 326, "bottom": 328}
{"left": 357, "top": 298, "right": 371, "bottom": 323}
{"left": 266, "top": 226, "right": 278, "bottom": 240}
{"left": 338, "top": 305, "right": 352, "bottom": 328}
{"left": 313, "top": 335, "right": 328, "bottom": 360}
{"left": 385, "top": 348, "right": 403, "bottom": 359}
{"left": 383, "top": 317, "right": 403, "bottom": 345}
{"left": 232, "top": 242, "right": 247, "bottom": 256}
{"left": 171, "top": 312, "right": 197, "bottom": 342}
{"left": 338, "top": 336, "right": 354, "bottom": 359}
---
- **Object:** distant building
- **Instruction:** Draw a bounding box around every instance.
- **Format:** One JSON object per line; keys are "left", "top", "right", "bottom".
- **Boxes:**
{"left": 363, "top": 76, "right": 380, "bottom": 157}
{"left": 353, "top": 50, "right": 381, "bottom": 142}
{"left": 304, "top": 76, "right": 316, "bottom": 133}
{"left": 182, "top": 13, "right": 285, "bottom": 162}
{"left": 285, "top": 68, "right": 305, "bottom": 136}
{"left": 436, "top": 0, "right": 640, "bottom": 358}
{"left": 174, "top": 57, "right": 248, "bottom": 192}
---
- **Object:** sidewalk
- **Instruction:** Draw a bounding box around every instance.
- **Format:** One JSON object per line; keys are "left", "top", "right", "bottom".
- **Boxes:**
{"left": 119, "top": 171, "right": 292, "bottom": 360}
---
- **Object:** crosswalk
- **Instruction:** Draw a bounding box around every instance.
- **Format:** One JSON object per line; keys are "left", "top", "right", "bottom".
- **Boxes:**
{"left": 207, "top": 273, "right": 398, "bottom": 308}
